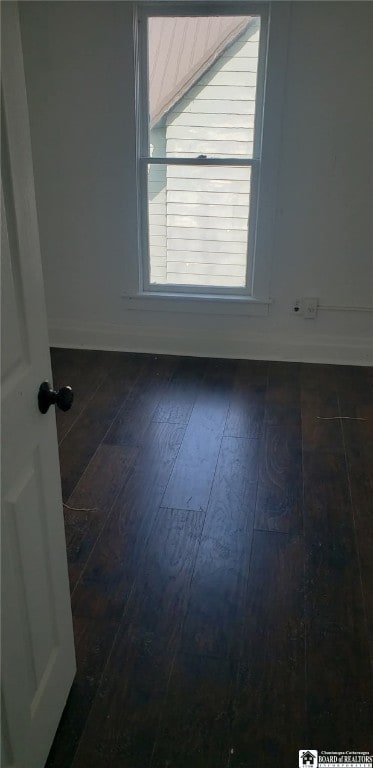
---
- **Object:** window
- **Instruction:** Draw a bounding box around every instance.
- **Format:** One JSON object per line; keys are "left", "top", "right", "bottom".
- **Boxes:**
{"left": 128, "top": 3, "right": 289, "bottom": 312}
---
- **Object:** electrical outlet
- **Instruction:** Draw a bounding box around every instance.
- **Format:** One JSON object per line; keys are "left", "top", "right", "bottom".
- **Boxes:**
{"left": 291, "top": 299, "right": 301, "bottom": 315}
{"left": 301, "top": 297, "right": 318, "bottom": 319}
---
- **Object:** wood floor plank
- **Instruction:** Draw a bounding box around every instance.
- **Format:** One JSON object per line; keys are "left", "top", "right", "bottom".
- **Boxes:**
{"left": 152, "top": 355, "right": 207, "bottom": 425}
{"left": 306, "top": 629, "right": 373, "bottom": 749}
{"left": 58, "top": 353, "right": 146, "bottom": 500}
{"left": 265, "top": 361, "right": 301, "bottom": 425}
{"left": 151, "top": 653, "right": 233, "bottom": 768}
{"left": 304, "top": 450, "right": 366, "bottom": 625}
{"left": 71, "top": 507, "right": 205, "bottom": 768}
{"left": 303, "top": 364, "right": 373, "bottom": 741}
{"left": 228, "top": 531, "right": 305, "bottom": 767}
{"left": 337, "top": 366, "right": 373, "bottom": 640}
{"left": 303, "top": 449, "right": 373, "bottom": 746}
{"left": 337, "top": 365, "right": 373, "bottom": 421}
{"left": 255, "top": 422, "right": 302, "bottom": 533}
{"left": 161, "top": 359, "right": 236, "bottom": 512}
{"left": 46, "top": 421, "right": 184, "bottom": 768}
{"left": 103, "top": 355, "right": 177, "bottom": 446}
{"left": 73, "top": 421, "right": 185, "bottom": 616}
{"left": 343, "top": 422, "right": 373, "bottom": 641}
{"left": 181, "top": 436, "right": 258, "bottom": 659}
{"left": 224, "top": 360, "right": 268, "bottom": 439}
{"left": 64, "top": 443, "right": 137, "bottom": 592}
{"left": 301, "top": 363, "right": 343, "bottom": 453}
{"left": 45, "top": 614, "right": 121, "bottom": 768}
{"left": 50, "top": 348, "right": 110, "bottom": 443}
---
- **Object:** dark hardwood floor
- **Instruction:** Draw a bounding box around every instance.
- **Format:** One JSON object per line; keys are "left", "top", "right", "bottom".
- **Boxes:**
{"left": 47, "top": 350, "right": 373, "bottom": 767}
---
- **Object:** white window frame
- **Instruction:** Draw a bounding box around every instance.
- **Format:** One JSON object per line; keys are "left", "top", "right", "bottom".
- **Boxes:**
{"left": 123, "top": 1, "right": 291, "bottom": 316}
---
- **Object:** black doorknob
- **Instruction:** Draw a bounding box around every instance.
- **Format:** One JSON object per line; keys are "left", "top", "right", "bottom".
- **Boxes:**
{"left": 38, "top": 381, "right": 74, "bottom": 414}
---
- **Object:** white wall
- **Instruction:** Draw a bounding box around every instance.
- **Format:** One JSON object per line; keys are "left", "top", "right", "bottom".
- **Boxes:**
{"left": 19, "top": 1, "right": 373, "bottom": 365}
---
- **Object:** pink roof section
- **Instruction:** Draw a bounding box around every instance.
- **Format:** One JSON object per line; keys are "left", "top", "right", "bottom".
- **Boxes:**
{"left": 148, "top": 16, "right": 251, "bottom": 125}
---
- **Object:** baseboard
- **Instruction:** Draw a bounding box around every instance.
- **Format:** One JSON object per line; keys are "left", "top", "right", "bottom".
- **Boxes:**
{"left": 49, "top": 319, "right": 373, "bottom": 366}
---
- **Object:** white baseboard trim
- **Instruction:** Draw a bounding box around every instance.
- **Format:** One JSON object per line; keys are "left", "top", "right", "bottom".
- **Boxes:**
{"left": 49, "top": 319, "right": 373, "bottom": 366}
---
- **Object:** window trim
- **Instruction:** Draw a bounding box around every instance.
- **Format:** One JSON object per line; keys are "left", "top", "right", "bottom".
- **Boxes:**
{"left": 121, "top": 291, "right": 271, "bottom": 316}
{"left": 126, "top": 1, "right": 291, "bottom": 314}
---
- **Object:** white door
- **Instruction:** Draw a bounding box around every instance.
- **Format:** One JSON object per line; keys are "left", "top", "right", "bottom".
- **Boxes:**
{"left": 1, "top": 3, "right": 76, "bottom": 767}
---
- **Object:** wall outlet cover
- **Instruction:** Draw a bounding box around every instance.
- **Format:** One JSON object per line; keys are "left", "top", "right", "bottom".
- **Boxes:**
{"left": 301, "top": 297, "right": 318, "bottom": 319}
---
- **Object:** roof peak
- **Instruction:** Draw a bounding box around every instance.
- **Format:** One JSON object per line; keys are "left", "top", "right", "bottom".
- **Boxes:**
{"left": 149, "top": 15, "right": 253, "bottom": 125}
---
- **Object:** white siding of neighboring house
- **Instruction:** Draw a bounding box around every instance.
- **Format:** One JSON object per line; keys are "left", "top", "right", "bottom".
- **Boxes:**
{"left": 148, "top": 20, "right": 260, "bottom": 286}
{"left": 148, "top": 124, "right": 167, "bottom": 282}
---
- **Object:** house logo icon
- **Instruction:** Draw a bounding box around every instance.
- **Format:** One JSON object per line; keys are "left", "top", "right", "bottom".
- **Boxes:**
{"left": 299, "top": 750, "right": 318, "bottom": 767}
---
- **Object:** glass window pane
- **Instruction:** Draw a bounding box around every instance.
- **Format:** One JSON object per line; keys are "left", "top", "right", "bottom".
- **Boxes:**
{"left": 148, "top": 164, "right": 251, "bottom": 288}
{"left": 148, "top": 16, "right": 260, "bottom": 159}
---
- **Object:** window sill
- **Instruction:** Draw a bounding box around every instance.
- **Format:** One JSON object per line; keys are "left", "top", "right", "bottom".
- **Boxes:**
{"left": 121, "top": 292, "right": 271, "bottom": 316}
